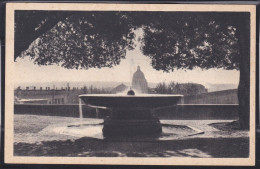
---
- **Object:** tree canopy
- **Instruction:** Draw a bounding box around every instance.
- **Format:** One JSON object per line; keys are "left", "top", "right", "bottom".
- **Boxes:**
{"left": 15, "top": 10, "right": 70, "bottom": 60}
{"left": 16, "top": 11, "right": 137, "bottom": 69}
{"left": 140, "top": 12, "right": 242, "bottom": 72}
{"left": 15, "top": 11, "right": 247, "bottom": 71}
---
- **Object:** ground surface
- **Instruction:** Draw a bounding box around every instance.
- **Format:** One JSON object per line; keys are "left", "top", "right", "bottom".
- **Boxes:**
{"left": 14, "top": 115, "right": 249, "bottom": 157}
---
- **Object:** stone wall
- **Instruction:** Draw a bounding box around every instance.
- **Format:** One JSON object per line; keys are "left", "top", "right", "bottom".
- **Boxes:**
{"left": 14, "top": 104, "right": 108, "bottom": 118}
{"left": 14, "top": 104, "right": 239, "bottom": 120}
{"left": 183, "top": 89, "right": 238, "bottom": 104}
{"left": 155, "top": 104, "right": 238, "bottom": 120}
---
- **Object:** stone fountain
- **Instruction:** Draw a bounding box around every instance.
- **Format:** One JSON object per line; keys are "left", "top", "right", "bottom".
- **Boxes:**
{"left": 78, "top": 66, "right": 183, "bottom": 137}
{"left": 79, "top": 91, "right": 183, "bottom": 137}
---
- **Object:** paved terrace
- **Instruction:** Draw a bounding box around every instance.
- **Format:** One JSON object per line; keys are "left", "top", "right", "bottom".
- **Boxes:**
{"left": 13, "top": 104, "right": 251, "bottom": 158}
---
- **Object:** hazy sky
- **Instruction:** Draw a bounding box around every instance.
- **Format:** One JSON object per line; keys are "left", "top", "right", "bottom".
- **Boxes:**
{"left": 14, "top": 30, "right": 240, "bottom": 86}
{"left": 14, "top": 49, "right": 239, "bottom": 86}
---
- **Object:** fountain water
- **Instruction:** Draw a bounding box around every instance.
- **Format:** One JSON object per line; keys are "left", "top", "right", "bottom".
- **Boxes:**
{"left": 78, "top": 98, "right": 83, "bottom": 127}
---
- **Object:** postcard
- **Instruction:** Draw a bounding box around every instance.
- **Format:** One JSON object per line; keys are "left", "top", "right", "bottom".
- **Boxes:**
{"left": 5, "top": 3, "right": 256, "bottom": 165}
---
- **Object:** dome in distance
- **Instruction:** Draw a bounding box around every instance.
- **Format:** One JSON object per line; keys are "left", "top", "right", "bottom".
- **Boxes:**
{"left": 132, "top": 66, "right": 148, "bottom": 93}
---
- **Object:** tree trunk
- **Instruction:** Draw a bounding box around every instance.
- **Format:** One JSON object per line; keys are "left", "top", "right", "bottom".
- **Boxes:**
{"left": 237, "top": 14, "right": 250, "bottom": 130}
{"left": 238, "top": 59, "right": 250, "bottom": 130}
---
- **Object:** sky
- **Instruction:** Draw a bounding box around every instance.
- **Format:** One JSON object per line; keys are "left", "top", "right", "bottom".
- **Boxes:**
{"left": 14, "top": 29, "right": 240, "bottom": 86}
{"left": 14, "top": 48, "right": 239, "bottom": 86}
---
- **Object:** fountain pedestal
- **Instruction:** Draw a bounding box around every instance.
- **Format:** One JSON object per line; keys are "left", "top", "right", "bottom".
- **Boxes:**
{"left": 102, "top": 108, "right": 162, "bottom": 137}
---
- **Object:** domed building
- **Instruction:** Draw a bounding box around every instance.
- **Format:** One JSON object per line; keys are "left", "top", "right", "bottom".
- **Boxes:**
{"left": 132, "top": 66, "right": 148, "bottom": 93}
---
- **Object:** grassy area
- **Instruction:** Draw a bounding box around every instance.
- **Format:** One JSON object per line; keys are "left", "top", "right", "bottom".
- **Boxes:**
{"left": 14, "top": 114, "right": 81, "bottom": 133}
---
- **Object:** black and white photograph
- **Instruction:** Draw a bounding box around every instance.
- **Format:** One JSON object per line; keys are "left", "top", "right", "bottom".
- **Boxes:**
{"left": 4, "top": 3, "right": 256, "bottom": 165}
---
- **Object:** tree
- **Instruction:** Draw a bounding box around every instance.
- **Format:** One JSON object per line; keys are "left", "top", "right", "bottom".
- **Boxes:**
{"left": 15, "top": 11, "right": 71, "bottom": 60}
{"left": 139, "top": 12, "right": 250, "bottom": 129}
{"left": 154, "top": 82, "right": 168, "bottom": 94}
{"left": 16, "top": 11, "right": 136, "bottom": 69}
{"left": 155, "top": 82, "right": 208, "bottom": 96}
{"left": 15, "top": 11, "right": 251, "bottom": 129}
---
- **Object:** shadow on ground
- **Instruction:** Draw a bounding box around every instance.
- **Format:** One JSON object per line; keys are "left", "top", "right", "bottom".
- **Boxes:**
{"left": 14, "top": 137, "right": 249, "bottom": 158}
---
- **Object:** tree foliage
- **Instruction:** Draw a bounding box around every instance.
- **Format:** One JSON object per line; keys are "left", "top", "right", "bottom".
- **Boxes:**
{"left": 139, "top": 12, "right": 241, "bottom": 72}
{"left": 16, "top": 11, "right": 243, "bottom": 71}
{"left": 154, "top": 82, "right": 208, "bottom": 96}
{"left": 21, "top": 12, "right": 136, "bottom": 69}
{"left": 15, "top": 10, "right": 70, "bottom": 60}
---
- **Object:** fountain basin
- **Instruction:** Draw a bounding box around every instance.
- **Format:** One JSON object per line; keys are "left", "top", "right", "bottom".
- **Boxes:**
{"left": 79, "top": 94, "right": 183, "bottom": 108}
{"left": 79, "top": 94, "right": 183, "bottom": 137}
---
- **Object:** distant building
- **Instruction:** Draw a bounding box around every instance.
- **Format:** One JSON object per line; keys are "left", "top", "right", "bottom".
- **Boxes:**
{"left": 15, "top": 87, "right": 71, "bottom": 105}
{"left": 111, "top": 83, "right": 128, "bottom": 94}
{"left": 132, "top": 66, "right": 148, "bottom": 93}
{"left": 14, "top": 83, "right": 111, "bottom": 105}
{"left": 18, "top": 99, "right": 49, "bottom": 105}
